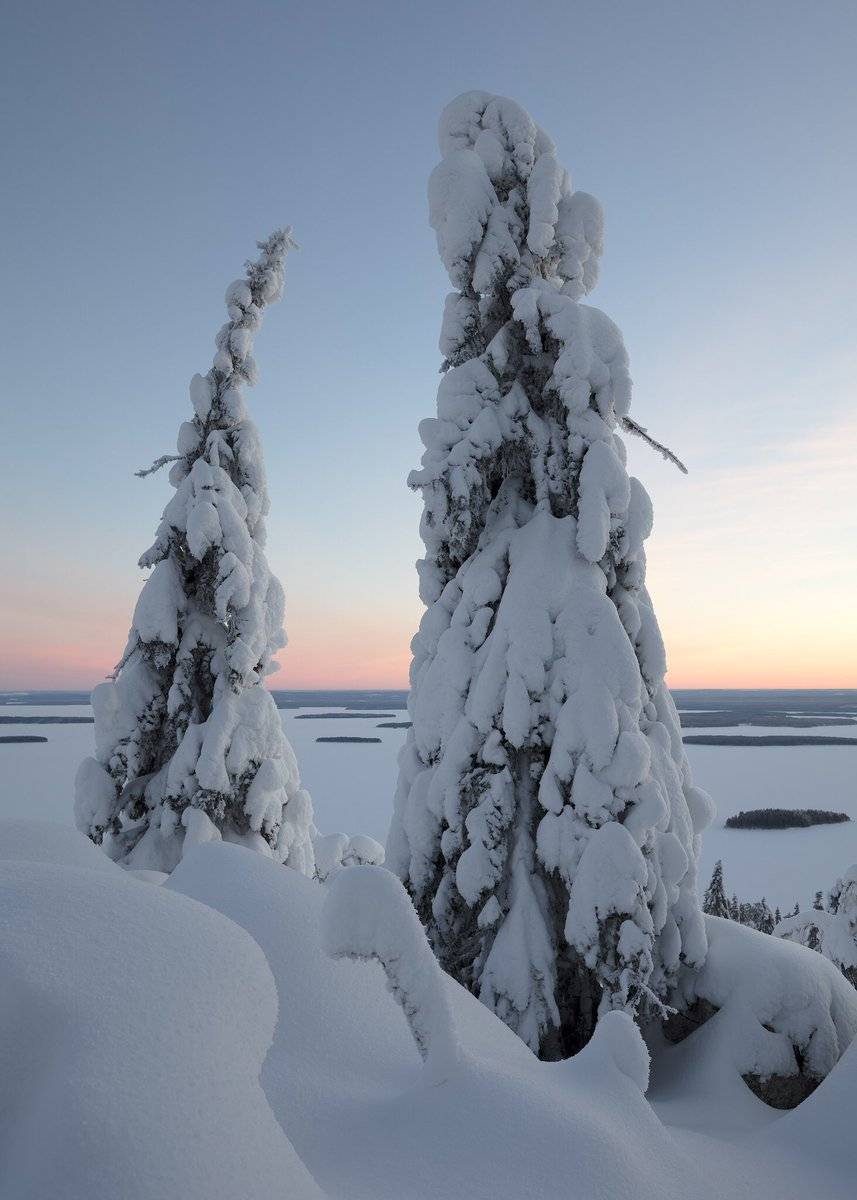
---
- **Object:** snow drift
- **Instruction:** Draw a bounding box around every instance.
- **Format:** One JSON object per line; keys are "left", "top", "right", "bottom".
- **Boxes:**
{"left": 0, "top": 823, "right": 320, "bottom": 1200}
{"left": 3, "top": 820, "right": 856, "bottom": 1199}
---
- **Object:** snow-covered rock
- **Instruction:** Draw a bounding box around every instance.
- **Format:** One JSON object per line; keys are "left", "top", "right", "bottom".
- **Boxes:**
{"left": 166, "top": 839, "right": 857, "bottom": 1200}
{"left": 0, "top": 817, "right": 123, "bottom": 874}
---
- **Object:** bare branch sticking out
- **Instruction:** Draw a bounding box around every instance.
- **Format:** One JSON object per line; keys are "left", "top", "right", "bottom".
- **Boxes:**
{"left": 135, "top": 454, "right": 182, "bottom": 479}
{"left": 620, "top": 417, "right": 688, "bottom": 475}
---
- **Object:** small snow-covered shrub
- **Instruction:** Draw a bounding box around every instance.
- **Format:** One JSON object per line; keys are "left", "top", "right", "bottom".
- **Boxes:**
{"left": 389, "top": 90, "right": 712, "bottom": 1058}
{"left": 776, "top": 867, "right": 857, "bottom": 989}
{"left": 312, "top": 830, "right": 385, "bottom": 882}
{"left": 671, "top": 915, "right": 857, "bottom": 1107}
{"left": 576, "top": 1009, "right": 651, "bottom": 1095}
{"left": 75, "top": 231, "right": 314, "bottom": 875}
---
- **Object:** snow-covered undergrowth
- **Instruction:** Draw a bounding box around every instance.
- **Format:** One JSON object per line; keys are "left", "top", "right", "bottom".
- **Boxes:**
{"left": 2, "top": 819, "right": 856, "bottom": 1200}
{"left": 775, "top": 866, "right": 857, "bottom": 985}
{"left": 686, "top": 915, "right": 857, "bottom": 1082}
{"left": 311, "top": 830, "right": 385, "bottom": 881}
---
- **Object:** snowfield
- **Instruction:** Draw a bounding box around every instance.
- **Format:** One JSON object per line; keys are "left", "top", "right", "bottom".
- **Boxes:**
{"left": 1, "top": 819, "right": 856, "bottom": 1200}
{"left": 3, "top": 702, "right": 856, "bottom": 911}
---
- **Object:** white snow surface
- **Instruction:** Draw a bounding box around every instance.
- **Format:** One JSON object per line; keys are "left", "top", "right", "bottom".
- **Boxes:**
{"left": 0, "top": 824, "right": 320, "bottom": 1200}
{"left": 1, "top": 821, "right": 856, "bottom": 1198}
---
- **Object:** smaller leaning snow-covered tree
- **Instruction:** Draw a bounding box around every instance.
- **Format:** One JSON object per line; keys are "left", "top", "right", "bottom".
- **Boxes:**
{"left": 75, "top": 229, "right": 314, "bottom": 875}
{"left": 776, "top": 867, "right": 857, "bottom": 988}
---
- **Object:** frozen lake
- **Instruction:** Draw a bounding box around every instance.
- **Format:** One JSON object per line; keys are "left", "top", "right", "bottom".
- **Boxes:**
{"left": 1, "top": 691, "right": 856, "bottom": 912}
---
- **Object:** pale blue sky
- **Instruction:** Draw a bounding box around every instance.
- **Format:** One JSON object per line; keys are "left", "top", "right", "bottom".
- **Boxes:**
{"left": 2, "top": 0, "right": 855, "bottom": 688}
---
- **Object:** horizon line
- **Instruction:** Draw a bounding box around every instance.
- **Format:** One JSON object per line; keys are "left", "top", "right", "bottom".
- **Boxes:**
{"left": 3, "top": 684, "right": 857, "bottom": 695}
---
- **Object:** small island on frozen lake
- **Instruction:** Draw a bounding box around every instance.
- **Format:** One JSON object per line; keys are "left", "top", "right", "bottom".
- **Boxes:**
{"left": 316, "top": 736, "right": 382, "bottom": 744}
{"left": 726, "top": 808, "right": 850, "bottom": 830}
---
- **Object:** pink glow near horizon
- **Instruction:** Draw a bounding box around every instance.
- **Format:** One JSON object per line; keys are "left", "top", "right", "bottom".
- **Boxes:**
{"left": 3, "top": 414, "right": 855, "bottom": 694}
{"left": 3, "top": 607, "right": 855, "bottom": 694}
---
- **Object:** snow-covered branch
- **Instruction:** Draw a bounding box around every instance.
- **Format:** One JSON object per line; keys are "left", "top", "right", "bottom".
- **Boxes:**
{"left": 322, "top": 866, "right": 462, "bottom": 1083}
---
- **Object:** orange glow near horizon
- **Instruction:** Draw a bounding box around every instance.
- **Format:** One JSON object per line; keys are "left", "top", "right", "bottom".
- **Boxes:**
{"left": 2, "top": 410, "right": 854, "bottom": 695}
{"left": 3, "top": 602, "right": 855, "bottom": 693}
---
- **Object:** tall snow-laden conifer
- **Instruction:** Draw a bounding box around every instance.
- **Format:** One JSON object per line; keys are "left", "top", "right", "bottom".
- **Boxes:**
{"left": 388, "top": 93, "right": 713, "bottom": 1058}
{"left": 75, "top": 229, "right": 314, "bottom": 875}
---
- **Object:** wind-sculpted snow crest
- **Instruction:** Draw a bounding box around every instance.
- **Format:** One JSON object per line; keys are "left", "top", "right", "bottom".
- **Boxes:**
{"left": 74, "top": 231, "right": 314, "bottom": 874}
{"left": 323, "top": 864, "right": 462, "bottom": 1083}
{"left": 389, "top": 91, "right": 713, "bottom": 1058}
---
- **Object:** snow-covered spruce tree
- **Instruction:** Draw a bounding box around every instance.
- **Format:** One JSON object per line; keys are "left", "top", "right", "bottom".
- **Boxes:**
{"left": 74, "top": 229, "right": 314, "bottom": 875}
{"left": 703, "top": 860, "right": 730, "bottom": 919}
{"left": 387, "top": 92, "right": 713, "bottom": 1058}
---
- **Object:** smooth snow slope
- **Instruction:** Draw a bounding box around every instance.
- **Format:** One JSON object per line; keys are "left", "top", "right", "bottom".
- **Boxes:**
{"left": 0, "top": 826, "right": 320, "bottom": 1200}
{"left": 2, "top": 820, "right": 856, "bottom": 1199}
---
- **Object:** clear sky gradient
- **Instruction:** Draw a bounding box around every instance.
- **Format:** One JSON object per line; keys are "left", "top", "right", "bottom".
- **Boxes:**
{"left": 1, "top": 0, "right": 855, "bottom": 691}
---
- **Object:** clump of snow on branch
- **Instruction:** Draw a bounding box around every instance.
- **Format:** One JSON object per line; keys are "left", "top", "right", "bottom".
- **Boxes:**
{"left": 322, "top": 865, "right": 462, "bottom": 1083}
{"left": 388, "top": 90, "right": 713, "bottom": 1058}
{"left": 74, "top": 230, "right": 315, "bottom": 874}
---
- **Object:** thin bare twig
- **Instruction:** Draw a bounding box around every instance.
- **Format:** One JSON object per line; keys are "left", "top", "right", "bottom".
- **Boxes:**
{"left": 620, "top": 417, "right": 688, "bottom": 475}
{"left": 107, "top": 643, "right": 136, "bottom": 681}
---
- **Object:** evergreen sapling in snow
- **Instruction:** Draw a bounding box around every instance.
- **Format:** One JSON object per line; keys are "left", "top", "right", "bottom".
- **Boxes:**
{"left": 388, "top": 92, "right": 713, "bottom": 1058}
{"left": 703, "top": 860, "right": 730, "bottom": 919}
{"left": 75, "top": 230, "right": 315, "bottom": 874}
